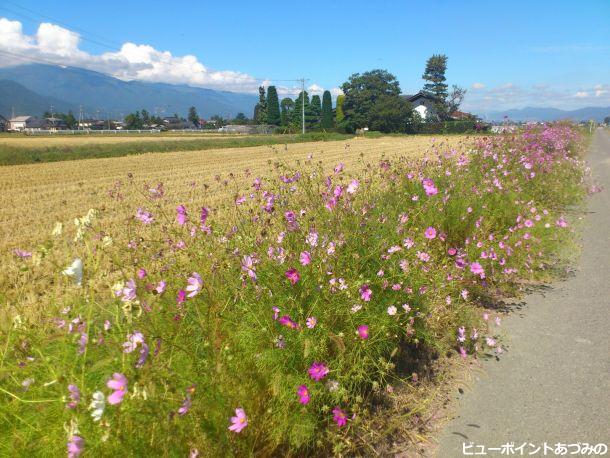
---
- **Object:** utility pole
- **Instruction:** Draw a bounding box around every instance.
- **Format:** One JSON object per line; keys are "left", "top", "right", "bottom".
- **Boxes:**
{"left": 297, "top": 78, "right": 309, "bottom": 134}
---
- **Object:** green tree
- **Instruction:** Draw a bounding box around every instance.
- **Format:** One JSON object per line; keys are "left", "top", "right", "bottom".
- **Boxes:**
{"left": 321, "top": 90, "right": 333, "bottom": 128}
{"left": 310, "top": 95, "right": 322, "bottom": 127}
{"left": 603, "top": 116, "right": 610, "bottom": 125}
{"left": 341, "top": 69, "right": 401, "bottom": 129}
{"left": 447, "top": 85, "right": 467, "bottom": 116}
{"left": 266, "top": 86, "right": 281, "bottom": 125}
{"left": 64, "top": 110, "right": 77, "bottom": 129}
{"left": 141, "top": 109, "right": 151, "bottom": 126}
{"left": 124, "top": 111, "right": 143, "bottom": 129}
{"left": 280, "top": 98, "right": 295, "bottom": 126}
{"left": 233, "top": 112, "right": 248, "bottom": 124}
{"left": 369, "top": 95, "right": 414, "bottom": 133}
{"left": 187, "top": 106, "right": 199, "bottom": 127}
{"left": 254, "top": 86, "right": 267, "bottom": 124}
{"left": 335, "top": 94, "right": 345, "bottom": 123}
{"left": 292, "top": 91, "right": 317, "bottom": 130}
{"left": 422, "top": 54, "right": 449, "bottom": 120}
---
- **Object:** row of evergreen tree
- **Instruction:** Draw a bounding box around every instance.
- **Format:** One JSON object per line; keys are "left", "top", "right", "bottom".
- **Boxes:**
{"left": 253, "top": 86, "right": 345, "bottom": 130}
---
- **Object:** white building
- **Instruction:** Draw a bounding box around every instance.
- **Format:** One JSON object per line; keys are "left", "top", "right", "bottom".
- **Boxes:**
{"left": 8, "top": 116, "right": 44, "bottom": 132}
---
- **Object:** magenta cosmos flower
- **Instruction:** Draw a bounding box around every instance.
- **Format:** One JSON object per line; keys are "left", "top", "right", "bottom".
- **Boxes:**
{"left": 297, "top": 385, "right": 310, "bottom": 404}
{"left": 470, "top": 262, "right": 485, "bottom": 278}
{"left": 357, "top": 325, "right": 369, "bottom": 340}
{"left": 332, "top": 406, "right": 348, "bottom": 427}
{"left": 106, "top": 373, "right": 128, "bottom": 405}
{"left": 228, "top": 408, "right": 248, "bottom": 433}
{"left": 422, "top": 178, "right": 438, "bottom": 196}
{"left": 308, "top": 362, "right": 329, "bottom": 381}
{"left": 67, "top": 435, "right": 84, "bottom": 458}
{"left": 185, "top": 272, "right": 203, "bottom": 298}
{"left": 424, "top": 226, "right": 437, "bottom": 239}
{"left": 285, "top": 268, "right": 300, "bottom": 285}
{"left": 359, "top": 284, "right": 372, "bottom": 302}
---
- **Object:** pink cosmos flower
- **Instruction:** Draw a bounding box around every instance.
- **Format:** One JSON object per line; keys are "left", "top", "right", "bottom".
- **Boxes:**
{"left": 185, "top": 272, "right": 203, "bottom": 298}
{"left": 241, "top": 255, "right": 257, "bottom": 281}
{"left": 136, "top": 208, "right": 154, "bottom": 224}
{"left": 299, "top": 251, "right": 311, "bottom": 266}
{"left": 12, "top": 248, "right": 32, "bottom": 259}
{"left": 119, "top": 279, "right": 137, "bottom": 302}
{"left": 306, "top": 317, "right": 317, "bottom": 329}
{"left": 176, "top": 205, "right": 188, "bottom": 225}
{"left": 297, "top": 385, "right": 310, "bottom": 404}
{"left": 357, "top": 325, "right": 369, "bottom": 340}
{"left": 106, "top": 372, "right": 128, "bottom": 405}
{"left": 447, "top": 248, "right": 457, "bottom": 256}
{"left": 308, "top": 362, "right": 329, "bottom": 381}
{"left": 403, "top": 237, "right": 415, "bottom": 248}
{"left": 228, "top": 408, "right": 248, "bottom": 433}
{"left": 306, "top": 230, "right": 319, "bottom": 247}
{"left": 359, "top": 284, "right": 372, "bottom": 302}
{"left": 346, "top": 179, "right": 360, "bottom": 194}
{"left": 556, "top": 217, "right": 568, "bottom": 228}
{"left": 178, "top": 395, "right": 192, "bottom": 416}
{"left": 457, "top": 326, "right": 466, "bottom": 343}
{"left": 417, "top": 251, "right": 430, "bottom": 262}
{"left": 155, "top": 281, "right": 166, "bottom": 294}
{"left": 137, "top": 268, "right": 147, "bottom": 279}
{"left": 332, "top": 406, "right": 348, "bottom": 427}
{"left": 470, "top": 262, "right": 485, "bottom": 278}
{"left": 424, "top": 226, "right": 437, "bottom": 239}
{"left": 422, "top": 178, "right": 438, "bottom": 196}
{"left": 67, "top": 435, "right": 84, "bottom": 458}
{"left": 67, "top": 384, "right": 80, "bottom": 409}
{"left": 285, "top": 268, "right": 300, "bottom": 285}
{"left": 459, "top": 346, "right": 467, "bottom": 358}
{"left": 387, "top": 305, "right": 397, "bottom": 315}
{"left": 123, "top": 331, "right": 145, "bottom": 353}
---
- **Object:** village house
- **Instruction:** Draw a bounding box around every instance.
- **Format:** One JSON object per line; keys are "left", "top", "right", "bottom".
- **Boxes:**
{"left": 8, "top": 116, "right": 45, "bottom": 132}
{"left": 402, "top": 92, "right": 438, "bottom": 120}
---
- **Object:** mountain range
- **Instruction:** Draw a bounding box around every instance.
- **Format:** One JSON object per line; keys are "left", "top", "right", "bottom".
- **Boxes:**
{"left": 0, "top": 64, "right": 258, "bottom": 119}
{"left": 480, "top": 106, "right": 610, "bottom": 123}
{"left": 0, "top": 63, "right": 608, "bottom": 123}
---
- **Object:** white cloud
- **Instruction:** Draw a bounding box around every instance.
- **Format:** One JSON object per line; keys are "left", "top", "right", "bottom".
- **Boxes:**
{"left": 0, "top": 17, "right": 335, "bottom": 95}
{"left": 462, "top": 82, "right": 610, "bottom": 113}
{"left": 471, "top": 82, "right": 485, "bottom": 89}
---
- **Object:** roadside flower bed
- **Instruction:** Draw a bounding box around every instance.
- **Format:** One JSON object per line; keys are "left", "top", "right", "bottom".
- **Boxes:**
{"left": 0, "top": 124, "right": 585, "bottom": 456}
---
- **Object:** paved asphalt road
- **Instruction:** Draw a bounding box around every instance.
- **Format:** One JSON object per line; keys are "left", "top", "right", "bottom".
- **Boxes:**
{"left": 434, "top": 129, "right": 610, "bottom": 457}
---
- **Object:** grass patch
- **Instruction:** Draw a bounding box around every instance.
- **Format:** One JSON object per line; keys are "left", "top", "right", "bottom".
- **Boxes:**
{"left": 0, "top": 132, "right": 351, "bottom": 166}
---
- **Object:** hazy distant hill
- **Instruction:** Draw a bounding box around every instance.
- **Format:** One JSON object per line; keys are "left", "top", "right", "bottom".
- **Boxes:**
{"left": 481, "top": 106, "right": 610, "bottom": 122}
{"left": 0, "top": 79, "right": 82, "bottom": 118}
{"left": 0, "top": 64, "right": 258, "bottom": 119}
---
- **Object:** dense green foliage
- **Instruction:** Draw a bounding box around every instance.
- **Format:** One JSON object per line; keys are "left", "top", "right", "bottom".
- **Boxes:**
{"left": 266, "top": 86, "right": 281, "bottom": 125}
{"left": 321, "top": 91, "right": 333, "bottom": 129}
{"left": 253, "top": 86, "right": 267, "bottom": 124}
{"left": 280, "top": 98, "right": 295, "bottom": 126}
{"left": 188, "top": 106, "right": 199, "bottom": 126}
{"left": 335, "top": 95, "right": 345, "bottom": 123}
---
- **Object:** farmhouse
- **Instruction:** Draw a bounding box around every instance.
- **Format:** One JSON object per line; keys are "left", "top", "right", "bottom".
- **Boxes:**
{"left": 45, "top": 117, "right": 68, "bottom": 131}
{"left": 8, "top": 116, "right": 45, "bottom": 132}
{"left": 403, "top": 92, "right": 438, "bottom": 120}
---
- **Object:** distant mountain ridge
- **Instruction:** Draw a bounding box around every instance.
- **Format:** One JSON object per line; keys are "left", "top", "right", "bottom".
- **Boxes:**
{"left": 0, "top": 64, "right": 258, "bottom": 119}
{"left": 480, "top": 106, "right": 610, "bottom": 122}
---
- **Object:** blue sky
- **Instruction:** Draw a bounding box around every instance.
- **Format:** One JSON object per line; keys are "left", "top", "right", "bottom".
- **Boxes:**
{"left": 0, "top": 0, "right": 609, "bottom": 113}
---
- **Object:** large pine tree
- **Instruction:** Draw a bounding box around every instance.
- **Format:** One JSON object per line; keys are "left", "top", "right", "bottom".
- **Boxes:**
{"left": 266, "top": 86, "right": 281, "bottom": 125}
{"left": 422, "top": 54, "right": 449, "bottom": 120}
{"left": 321, "top": 90, "right": 333, "bottom": 128}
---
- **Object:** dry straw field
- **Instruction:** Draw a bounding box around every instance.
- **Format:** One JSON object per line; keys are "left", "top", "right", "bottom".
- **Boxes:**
{"left": 0, "top": 134, "right": 468, "bottom": 305}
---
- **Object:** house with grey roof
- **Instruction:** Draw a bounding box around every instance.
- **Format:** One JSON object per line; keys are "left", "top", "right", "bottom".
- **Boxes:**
{"left": 402, "top": 92, "right": 438, "bottom": 120}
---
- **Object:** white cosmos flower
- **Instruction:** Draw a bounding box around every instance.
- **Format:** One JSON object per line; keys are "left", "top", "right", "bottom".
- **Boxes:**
{"left": 89, "top": 391, "right": 105, "bottom": 422}
{"left": 63, "top": 259, "right": 83, "bottom": 286}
